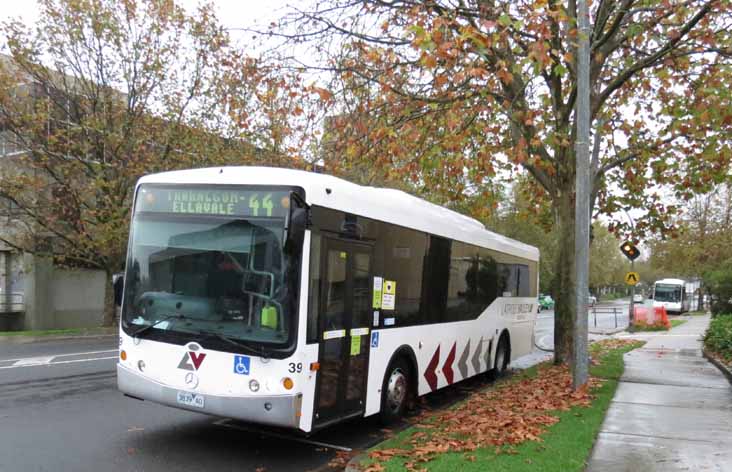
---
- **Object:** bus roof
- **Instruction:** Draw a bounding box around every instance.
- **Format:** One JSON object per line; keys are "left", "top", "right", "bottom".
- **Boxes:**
{"left": 655, "top": 278, "right": 686, "bottom": 285}
{"left": 138, "top": 166, "right": 540, "bottom": 261}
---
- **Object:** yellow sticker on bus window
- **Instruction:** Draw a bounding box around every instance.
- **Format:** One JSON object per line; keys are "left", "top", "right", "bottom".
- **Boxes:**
{"left": 350, "top": 335, "right": 361, "bottom": 356}
{"left": 381, "top": 280, "right": 396, "bottom": 310}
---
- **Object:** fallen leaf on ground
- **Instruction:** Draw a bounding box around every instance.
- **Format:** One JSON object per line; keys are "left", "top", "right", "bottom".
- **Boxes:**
{"left": 361, "top": 339, "right": 639, "bottom": 468}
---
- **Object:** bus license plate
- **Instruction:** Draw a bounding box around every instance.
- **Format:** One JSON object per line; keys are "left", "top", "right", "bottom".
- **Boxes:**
{"left": 177, "top": 391, "right": 205, "bottom": 409}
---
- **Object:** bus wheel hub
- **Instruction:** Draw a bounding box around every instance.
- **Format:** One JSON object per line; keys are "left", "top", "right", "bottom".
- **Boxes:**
{"left": 387, "top": 369, "right": 407, "bottom": 411}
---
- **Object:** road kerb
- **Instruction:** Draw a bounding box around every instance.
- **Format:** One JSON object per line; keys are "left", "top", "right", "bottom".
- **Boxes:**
{"left": 703, "top": 349, "right": 732, "bottom": 385}
{"left": 588, "top": 326, "right": 627, "bottom": 335}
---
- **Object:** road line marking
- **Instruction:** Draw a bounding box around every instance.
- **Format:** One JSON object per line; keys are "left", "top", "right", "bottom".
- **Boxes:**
{"left": 538, "top": 334, "right": 553, "bottom": 349}
{"left": 214, "top": 419, "right": 353, "bottom": 452}
{"left": 0, "top": 349, "right": 117, "bottom": 364}
{"left": 0, "top": 356, "right": 118, "bottom": 370}
{"left": 50, "top": 356, "right": 119, "bottom": 365}
{"left": 12, "top": 356, "right": 55, "bottom": 366}
{"left": 54, "top": 349, "right": 118, "bottom": 358}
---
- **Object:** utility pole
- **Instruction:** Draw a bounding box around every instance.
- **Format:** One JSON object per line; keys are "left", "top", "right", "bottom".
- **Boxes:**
{"left": 629, "top": 258, "right": 636, "bottom": 322}
{"left": 621, "top": 212, "right": 639, "bottom": 325}
{"left": 573, "top": 0, "right": 590, "bottom": 390}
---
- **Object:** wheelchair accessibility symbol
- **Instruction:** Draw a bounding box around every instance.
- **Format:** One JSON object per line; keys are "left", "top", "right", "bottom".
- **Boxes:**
{"left": 371, "top": 331, "right": 379, "bottom": 348}
{"left": 233, "top": 355, "right": 251, "bottom": 375}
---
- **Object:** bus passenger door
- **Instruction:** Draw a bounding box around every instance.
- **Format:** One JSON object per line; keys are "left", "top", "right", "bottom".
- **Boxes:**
{"left": 314, "top": 239, "right": 372, "bottom": 426}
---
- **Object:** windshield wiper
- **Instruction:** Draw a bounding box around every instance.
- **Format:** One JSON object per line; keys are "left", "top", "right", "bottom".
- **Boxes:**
{"left": 129, "top": 313, "right": 190, "bottom": 337}
{"left": 199, "top": 330, "right": 269, "bottom": 357}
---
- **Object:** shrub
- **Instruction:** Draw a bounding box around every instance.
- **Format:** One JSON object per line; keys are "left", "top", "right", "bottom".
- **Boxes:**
{"left": 703, "top": 314, "right": 732, "bottom": 362}
{"left": 704, "top": 263, "right": 732, "bottom": 316}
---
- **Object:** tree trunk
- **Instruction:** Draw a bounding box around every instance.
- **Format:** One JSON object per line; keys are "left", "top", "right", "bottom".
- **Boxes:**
{"left": 553, "top": 190, "right": 576, "bottom": 364}
{"left": 102, "top": 270, "right": 116, "bottom": 327}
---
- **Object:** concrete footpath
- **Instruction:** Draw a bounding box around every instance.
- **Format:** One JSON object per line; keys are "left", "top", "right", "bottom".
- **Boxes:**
{"left": 586, "top": 314, "right": 732, "bottom": 471}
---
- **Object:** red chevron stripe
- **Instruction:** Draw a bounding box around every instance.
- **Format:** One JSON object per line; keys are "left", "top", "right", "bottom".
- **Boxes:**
{"left": 424, "top": 345, "right": 440, "bottom": 391}
{"left": 443, "top": 342, "right": 456, "bottom": 385}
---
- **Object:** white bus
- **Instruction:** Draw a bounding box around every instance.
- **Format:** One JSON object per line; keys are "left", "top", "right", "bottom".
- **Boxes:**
{"left": 117, "top": 167, "right": 539, "bottom": 432}
{"left": 653, "top": 278, "right": 690, "bottom": 314}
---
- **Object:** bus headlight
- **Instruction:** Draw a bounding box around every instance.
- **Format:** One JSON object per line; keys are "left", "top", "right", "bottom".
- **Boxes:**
{"left": 249, "top": 379, "right": 260, "bottom": 392}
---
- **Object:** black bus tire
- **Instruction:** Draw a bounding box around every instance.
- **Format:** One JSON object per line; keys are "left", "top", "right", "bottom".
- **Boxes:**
{"left": 488, "top": 334, "right": 511, "bottom": 380}
{"left": 495, "top": 335, "right": 510, "bottom": 375}
{"left": 379, "top": 357, "right": 411, "bottom": 425}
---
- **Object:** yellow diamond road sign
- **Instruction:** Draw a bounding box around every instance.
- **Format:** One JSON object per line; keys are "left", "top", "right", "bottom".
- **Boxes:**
{"left": 625, "top": 271, "right": 640, "bottom": 286}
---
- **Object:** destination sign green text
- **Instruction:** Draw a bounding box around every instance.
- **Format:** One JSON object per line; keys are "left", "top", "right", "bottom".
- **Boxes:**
{"left": 137, "top": 186, "right": 289, "bottom": 218}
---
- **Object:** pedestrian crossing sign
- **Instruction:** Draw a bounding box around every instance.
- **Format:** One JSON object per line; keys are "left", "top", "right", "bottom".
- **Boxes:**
{"left": 624, "top": 272, "right": 640, "bottom": 286}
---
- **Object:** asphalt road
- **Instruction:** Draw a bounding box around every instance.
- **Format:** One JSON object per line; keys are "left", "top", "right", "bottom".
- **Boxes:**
{"left": 0, "top": 301, "right": 631, "bottom": 472}
{"left": 0, "top": 337, "right": 509, "bottom": 472}
{"left": 534, "top": 297, "right": 634, "bottom": 350}
{"left": 0, "top": 336, "right": 395, "bottom": 472}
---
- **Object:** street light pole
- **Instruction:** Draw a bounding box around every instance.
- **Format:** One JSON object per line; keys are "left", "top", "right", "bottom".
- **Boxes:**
{"left": 573, "top": 0, "right": 590, "bottom": 390}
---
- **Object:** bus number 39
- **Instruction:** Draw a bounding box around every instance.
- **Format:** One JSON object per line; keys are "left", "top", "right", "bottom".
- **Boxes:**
{"left": 288, "top": 362, "right": 303, "bottom": 373}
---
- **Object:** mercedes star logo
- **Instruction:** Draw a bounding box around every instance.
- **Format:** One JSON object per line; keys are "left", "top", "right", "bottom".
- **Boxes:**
{"left": 184, "top": 372, "right": 199, "bottom": 389}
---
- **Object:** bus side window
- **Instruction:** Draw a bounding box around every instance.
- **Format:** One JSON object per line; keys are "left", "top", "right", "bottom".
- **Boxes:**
{"left": 446, "top": 241, "right": 479, "bottom": 322}
{"left": 324, "top": 249, "right": 347, "bottom": 331}
{"left": 475, "top": 251, "right": 500, "bottom": 306}
{"left": 307, "top": 234, "right": 321, "bottom": 343}
{"left": 420, "top": 236, "right": 450, "bottom": 324}
{"left": 382, "top": 226, "right": 427, "bottom": 326}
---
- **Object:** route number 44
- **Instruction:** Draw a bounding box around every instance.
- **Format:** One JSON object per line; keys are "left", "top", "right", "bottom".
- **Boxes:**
{"left": 248, "top": 193, "right": 274, "bottom": 217}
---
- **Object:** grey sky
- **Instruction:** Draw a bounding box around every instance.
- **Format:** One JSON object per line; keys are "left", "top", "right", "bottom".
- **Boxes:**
{"left": 0, "top": 0, "right": 290, "bottom": 42}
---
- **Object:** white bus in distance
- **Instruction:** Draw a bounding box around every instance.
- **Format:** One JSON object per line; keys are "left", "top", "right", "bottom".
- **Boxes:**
{"left": 117, "top": 167, "right": 539, "bottom": 433}
{"left": 653, "top": 278, "right": 690, "bottom": 314}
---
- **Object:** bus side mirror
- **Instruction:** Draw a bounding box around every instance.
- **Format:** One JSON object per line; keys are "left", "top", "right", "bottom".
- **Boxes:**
{"left": 284, "top": 192, "right": 308, "bottom": 254}
{"left": 113, "top": 273, "right": 124, "bottom": 307}
{"left": 285, "top": 207, "right": 307, "bottom": 253}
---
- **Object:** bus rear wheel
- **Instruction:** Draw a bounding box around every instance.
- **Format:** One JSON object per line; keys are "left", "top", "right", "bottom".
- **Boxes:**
{"left": 379, "top": 358, "right": 410, "bottom": 424}
{"left": 490, "top": 335, "right": 510, "bottom": 379}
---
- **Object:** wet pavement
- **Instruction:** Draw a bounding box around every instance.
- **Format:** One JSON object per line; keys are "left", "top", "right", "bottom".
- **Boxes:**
{"left": 586, "top": 314, "right": 732, "bottom": 471}
{"left": 0, "top": 333, "right": 551, "bottom": 471}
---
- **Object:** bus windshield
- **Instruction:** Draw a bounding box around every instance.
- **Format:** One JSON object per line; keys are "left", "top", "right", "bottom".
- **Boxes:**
{"left": 655, "top": 284, "right": 682, "bottom": 303}
{"left": 121, "top": 185, "right": 300, "bottom": 350}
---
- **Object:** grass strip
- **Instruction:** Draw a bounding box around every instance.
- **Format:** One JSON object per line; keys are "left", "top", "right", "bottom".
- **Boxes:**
{"left": 360, "top": 340, "right": 644, "bottom": 472}
{"left": 629, "top": 319, "right": 685, "bottom": 332}
{"left": 629, "top": 323, "right": 671, "bottom": 332}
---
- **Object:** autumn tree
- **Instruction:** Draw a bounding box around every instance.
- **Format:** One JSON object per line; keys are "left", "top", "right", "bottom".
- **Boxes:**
{"left": 650, "top": 182, "right": 732, "bottom": 277}
{"left": 0, "top": 0, "right": 292, "bottom": 325}
{"left": 588, "top": 224, "right": 627, "bottom": 293}
{"left": 484, "top": 179, "right": 624, "bottom": 296}
{"left": 269, "top": 0, "right": 732, "bottom": 363}
{"left": 649, "top": 181, "right": 732, "bottom": 310}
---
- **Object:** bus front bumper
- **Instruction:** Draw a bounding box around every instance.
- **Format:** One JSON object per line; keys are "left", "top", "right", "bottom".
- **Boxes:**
{"left": 117, "top": 364, "right": 303, "bottom": 429}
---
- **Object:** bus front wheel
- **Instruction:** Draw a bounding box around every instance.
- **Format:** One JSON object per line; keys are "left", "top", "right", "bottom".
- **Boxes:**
{"left": 379, "top": 358, "right": 410, "bottom": 424}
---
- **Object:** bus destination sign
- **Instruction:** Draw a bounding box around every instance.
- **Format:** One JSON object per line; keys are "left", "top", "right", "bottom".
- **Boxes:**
{"left": 137, "top": 186, "right": 290, "bottom": 218}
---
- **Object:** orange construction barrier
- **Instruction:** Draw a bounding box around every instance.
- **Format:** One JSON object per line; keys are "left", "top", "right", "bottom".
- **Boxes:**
{"left": 632, "top": 306, "right": 671, "bottom": 329}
